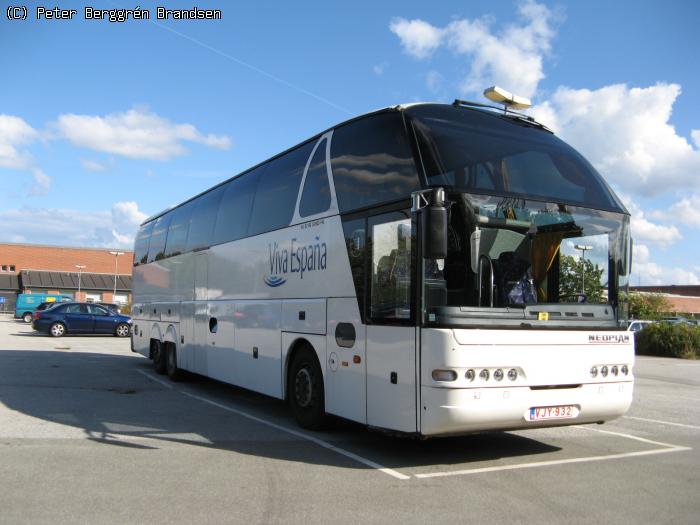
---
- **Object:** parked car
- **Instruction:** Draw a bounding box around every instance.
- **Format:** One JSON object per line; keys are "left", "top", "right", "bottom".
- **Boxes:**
{"left": 662, "top": 316, "right": 695, "bottom": 325}
{"left": 96, "top": 302, "right": 122, "bottom": 314}
{"left": 15, "top": 293, "right": 72, "bottom": 323}
{"left": 627, "top": 320, "right": 654, "bottom": 332}
{"left": 32, "top": 302, "right": 132, "bottom": 338}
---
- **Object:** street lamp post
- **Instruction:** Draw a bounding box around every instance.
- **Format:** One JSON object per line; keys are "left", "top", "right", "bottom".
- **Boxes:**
{"left": 574, "top": 244, "right": 593, "bottom": 295}
{"left": 109, "top": 251, "right": 124, "bottom": 299}
{"left": 75, "top": 265, "right": 86, "bottom": 301}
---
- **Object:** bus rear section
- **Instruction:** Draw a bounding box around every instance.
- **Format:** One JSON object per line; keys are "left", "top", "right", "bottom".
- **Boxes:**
{"left": 420, "top": 328, "right": 633, "bottom": 436}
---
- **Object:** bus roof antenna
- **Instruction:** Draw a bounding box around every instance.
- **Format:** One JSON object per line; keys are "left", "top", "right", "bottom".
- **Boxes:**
{"left": 483, "top": 86, "right": 532, "bottom": 113}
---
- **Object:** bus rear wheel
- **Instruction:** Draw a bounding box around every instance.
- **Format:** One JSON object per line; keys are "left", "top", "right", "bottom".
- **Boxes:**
{"left": 165, "top": 343, "right": 186, "bottom": 382}
{"left": 288, "top": 345, "right": 328, "bottom": 430}
{"left": 152, "top": 340, "right": 167, "bottom": 375}
{"left": 22, "top": 312, "right": 32, "bottom": 323}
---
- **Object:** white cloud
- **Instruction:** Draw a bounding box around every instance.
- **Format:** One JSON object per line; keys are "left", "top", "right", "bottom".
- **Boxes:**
{"left": 618, "top": 194, "right": 681, "bottom": 247}
{"left": 390, "top": 0, "right": 560, "bottom": 98}
{"left": 0, "top": 115, "right": 38, "bottom": 169}
{"left": 28, "top": 169, "right": 51, "bottom": 197}
{"left": 389, "top": 18, "right": 445, "bottom": 59}
{"left": 650, "top": 194, "right": 700, "bottom": 227}
{"left": 692, "top": 130, "right": 700, "bottom": 149}
{"left": 632, "top": 242, "right": 700, "bottom": 285}
{"left": 0, "top": 201, "right": 148, "bottom": 249}
{"left": 531, "top": 83, "right": 700, "bottom": 196}
{"left": 81, "top": 159, "right": 107, "bottom": 172}
{"left": 112, "top": 201, "right": 148, "bottom": 231}
{"left": 53, "top": 108, "right": 232, "bottom": 161}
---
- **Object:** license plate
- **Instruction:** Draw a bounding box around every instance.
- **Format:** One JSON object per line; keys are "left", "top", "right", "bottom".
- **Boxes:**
{"left": 528, "top": 405, "right": 578, "bottom": 421}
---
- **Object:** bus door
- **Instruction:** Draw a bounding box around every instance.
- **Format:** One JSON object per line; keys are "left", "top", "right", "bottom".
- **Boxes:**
{"left": 365, "top": 212, "right": 418, "bottom": 433}
{"left": 192, "top": 251, "right": 209, "bottom": 375}
{"left": 326, "top": 298, "right": 366, "bottom": 424}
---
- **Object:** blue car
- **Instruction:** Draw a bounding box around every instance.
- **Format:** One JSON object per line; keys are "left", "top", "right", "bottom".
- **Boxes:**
{"left": 32, "top": 302, "right": 132, "bottom": 338}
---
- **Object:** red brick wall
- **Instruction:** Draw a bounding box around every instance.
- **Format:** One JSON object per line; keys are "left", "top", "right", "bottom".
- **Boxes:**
{"left": 0, "top": 244, "right": 133, "bottom": 276}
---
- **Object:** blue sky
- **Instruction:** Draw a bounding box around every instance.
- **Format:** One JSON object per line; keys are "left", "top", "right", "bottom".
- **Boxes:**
{"left": 1, "top": 0, "right": 699, "bottom": 285}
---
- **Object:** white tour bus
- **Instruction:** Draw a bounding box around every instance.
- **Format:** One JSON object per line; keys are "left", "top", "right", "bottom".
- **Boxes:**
{"left": 131, "top": 96, "right": 634, "bottom": 437}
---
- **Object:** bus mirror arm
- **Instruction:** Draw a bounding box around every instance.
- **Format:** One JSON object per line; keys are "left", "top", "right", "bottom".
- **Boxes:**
{"left": 422, "top": 188, "right": 448, "bottom": 259}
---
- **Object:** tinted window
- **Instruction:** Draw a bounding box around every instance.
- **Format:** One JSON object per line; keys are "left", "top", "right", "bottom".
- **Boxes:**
{"left": 408, "top": 104, "right": 624, "bottom": 211}
{"left": 330, "top": 112, "right": 419, "bottom": 213}
{"left": 249, "top": 142, "right": 313, "bottom": 235}
{"left": 186, "top": 186, "right": 225, "bottom": 252}
{"left": 299, "top": 138, "right": 331, "bottom": 217}
{"left": 87, "top": 304, "right": 109, "bottom": 316}
{"left": 164, "top": 202, "right": 193, "bottom": 257}
{"left": 369, "top": 211, "right": 414, "bottom": 322}
{"left": 342, "top": 217, "right": 366, "bottom": 323}
{"left": 133, "top": 222, "right": 154, "bottom": 266}
{"left": 213, "top": 168, "right": 261, "bottom": 244}
{"left": 147, "top": 214, "right": 172, "bottom": 263}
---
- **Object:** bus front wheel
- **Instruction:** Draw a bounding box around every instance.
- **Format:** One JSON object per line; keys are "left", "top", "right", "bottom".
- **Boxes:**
{"left": 288, "top": 346, "right": 328, "bottom": 430}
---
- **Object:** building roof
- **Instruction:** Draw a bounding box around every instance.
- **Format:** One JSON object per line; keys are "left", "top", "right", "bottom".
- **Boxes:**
{"left": 20, "top": 270, "right": 131, "bottom": 292}
{"left": 0, "top": 274, "right": 19, "bottom": 291}
{"left": 630, "top": 285, "right": 700, "bottom": 297}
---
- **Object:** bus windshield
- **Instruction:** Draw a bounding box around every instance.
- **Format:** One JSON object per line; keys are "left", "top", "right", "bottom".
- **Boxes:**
{"left": 407, "top": 104, "right": 626, "bottom": 213}
{"left": 421, "top": 192, "right": 631, "bottom": 328}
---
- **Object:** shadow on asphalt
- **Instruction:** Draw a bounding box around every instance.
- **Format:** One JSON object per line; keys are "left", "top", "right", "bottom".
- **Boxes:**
{"left": 0, "top": 349, "right": 561, "bottom": 471}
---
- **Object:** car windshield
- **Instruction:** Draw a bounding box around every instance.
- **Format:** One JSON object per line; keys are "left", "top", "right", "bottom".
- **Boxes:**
{"left": 407, "top": 104, "right": 626, "bottom": 213}
{"left": 421, "top": 192, "right": 631, "bottom": 328}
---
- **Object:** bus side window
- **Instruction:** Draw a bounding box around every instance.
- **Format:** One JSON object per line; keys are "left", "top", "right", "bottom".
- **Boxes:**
{"left": 164, "top": 202, "right": 194, "bottom": 258}
{"left": 185, "top": 186, "right": 225, "bottom": 252}
{"left": 133, "top": 221, "right": 154, "bottom": 266}
{"left": 299, "top": 137, "right": 331, "bottom": 217}
{"left": 342, "top": 218, "right": 367, "bottom": 322}
{"left": 248, "top": 142, "right": 314, "bottom": 236}
{"left": 330, "top": 112, "right": 420, "bottom": 213}
{"left": 147, "top": 214, "right": 172, "bottom": 263}
{"left": 212, "top": 167, "right": 261, "bottom": 245}
{"left": 369, "top": 212, "right": 414, "bottom": 322}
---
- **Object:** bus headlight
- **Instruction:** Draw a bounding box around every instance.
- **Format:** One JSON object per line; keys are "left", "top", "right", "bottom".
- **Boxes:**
{"left": 508, "top": 368, "right": 518, "bottom": 381}
{"left": 479, "top": 369, "right": 490, "bottom": 381}
{"left": 465, "top": 369, "right": 476, "bottom": 381}
{"left": 432, "top": 369, "right": 457, "bottom": 382}
{"left": 611, "top": 365, "right": 619, "bottom": 376}
{"left": 494, "top": 369, "right": 504, "bottom": 381}
{"left": 590, "top": 366, "right": 598, "bottom": 378}
{"left": 601, "top": 366, "right": 609, "bottom": 377}
{"left": 621, "top": 365, "right": 629, "bottom": 376}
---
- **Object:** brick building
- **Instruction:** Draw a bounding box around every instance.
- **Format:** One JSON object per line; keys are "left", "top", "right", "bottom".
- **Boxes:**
{"left": 629, "top": 285, "right": 700, "bottom": 318}
{"left": 0, "top": 243, "right": 133, "bottom": 313}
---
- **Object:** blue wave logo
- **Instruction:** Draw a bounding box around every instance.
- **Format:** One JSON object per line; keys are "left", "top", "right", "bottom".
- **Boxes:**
{"left": 264, "top": 275, "right": 287, "bottom": 287}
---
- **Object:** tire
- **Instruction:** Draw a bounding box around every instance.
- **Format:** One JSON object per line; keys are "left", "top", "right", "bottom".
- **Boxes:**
{"left": 49, "top": 322, "right": 66, "bottom": 337}
{"left": 22, "top": 312, "right": 32, "bottom": 323}
{"left": 115, "top": 323, "right": 131, "bottom": 338}
{"left": 152, "top": 340, "right": 167, "bottom": 375}
{"left": 288, "top": 345, "right": 328, "bottom": 430}
{"left": 165, "top": 343, "right": 186, "bottom": 382}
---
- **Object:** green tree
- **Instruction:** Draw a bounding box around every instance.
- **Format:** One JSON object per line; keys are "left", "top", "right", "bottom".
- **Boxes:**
{"left": 628, "top": 293, "right": 670, "bottom": 320}
{"left": 559, "top": 254, "right": 605, "bottom": 303}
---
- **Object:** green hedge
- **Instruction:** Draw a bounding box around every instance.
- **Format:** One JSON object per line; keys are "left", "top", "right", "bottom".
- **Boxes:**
{"left": 635, "top": 322, "right": 700, "bottom": 359}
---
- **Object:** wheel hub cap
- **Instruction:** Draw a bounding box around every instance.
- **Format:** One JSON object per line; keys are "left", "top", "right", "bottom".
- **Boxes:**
{"left": 294, "top": 368, "right": 313, "bottom": 407}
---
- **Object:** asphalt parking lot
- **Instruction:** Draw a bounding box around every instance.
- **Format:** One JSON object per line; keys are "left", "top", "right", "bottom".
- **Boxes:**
{"left": 0, "top": 316, "right": 698, "bottom": 524}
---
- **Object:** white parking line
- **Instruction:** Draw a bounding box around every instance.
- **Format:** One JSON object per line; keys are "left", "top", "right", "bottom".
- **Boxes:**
{"left": 415, "top": 424, "right": 691, "bottom": 480}
{"left": 414, "top": 447, "right": 688, "bottom": 479}
{"left": 623, "top": 415, "right": 700, "bottom": 431}
{"left": 136, "top": 370, "right": 410, "bottom": 481}
{"left": 136, "top": 369, "right": 173, "bottom": 389}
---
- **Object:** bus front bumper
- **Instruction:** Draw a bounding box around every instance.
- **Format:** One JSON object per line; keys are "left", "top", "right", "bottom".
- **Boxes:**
{"left": 420, "top": 381, "right": 633, "bottom": 437}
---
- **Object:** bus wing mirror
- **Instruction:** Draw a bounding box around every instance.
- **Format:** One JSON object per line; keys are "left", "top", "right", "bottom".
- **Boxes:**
{"left": 422, "top": 191, "right": 448, "bottom": 259}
